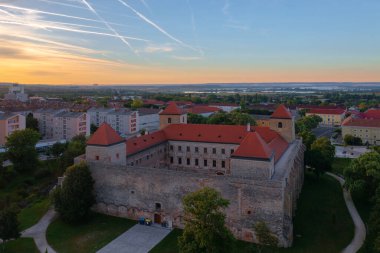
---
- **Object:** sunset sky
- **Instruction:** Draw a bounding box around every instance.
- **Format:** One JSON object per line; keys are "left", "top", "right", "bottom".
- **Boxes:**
{"left": 0, "top": 0, "right": 379, "bottom": 85}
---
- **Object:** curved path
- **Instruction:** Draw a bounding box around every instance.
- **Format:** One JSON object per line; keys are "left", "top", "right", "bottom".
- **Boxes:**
{"left": 326, "top": 172, "right": 366, "bottom": 253}
{"left": 21, "top": 208, "right": 57, "bottom": 253}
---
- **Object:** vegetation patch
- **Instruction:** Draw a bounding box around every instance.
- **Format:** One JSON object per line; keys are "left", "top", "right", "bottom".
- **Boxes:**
{"left": 1, "top": 238, "right": 39, "bottom": 253}
{"left": 47, "top": 212, "right": 135, "bottom": 253}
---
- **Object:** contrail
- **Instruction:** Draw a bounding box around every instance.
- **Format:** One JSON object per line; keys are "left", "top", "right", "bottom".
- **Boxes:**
{"left": 37, "top": 0, "right": 87, "bottom": 10}
{"left": 80, "top": 0, "right": 135, "bottom": 53}
{"left": 116, "top": 0, "right": 196, "bottom": 51}
{"left": 0, "top": 20, "right": 149, "bottom": 42}
{"left": 0, "top": 8, "right": 15, "bottom": 18}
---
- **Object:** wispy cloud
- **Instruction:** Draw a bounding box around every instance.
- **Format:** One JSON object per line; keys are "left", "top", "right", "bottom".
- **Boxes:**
{"left": 172, "top": 55, "right": 202, "bottom": 61}
{"left": 80, "top": 0, "right": 136, "bottom": 53}
{"left": 116, "top": 0, "right": 197, "bottom": 52}
{"left": 143, "top": 45, "right": 175, "bottom": 53}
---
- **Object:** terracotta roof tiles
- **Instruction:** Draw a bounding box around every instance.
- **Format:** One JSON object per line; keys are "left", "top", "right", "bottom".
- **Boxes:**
{"left": 87, "top": 123, "right": 124, "bottom": 146}
{"left": 271, "top": 105, "right": 292, "bottom": 119}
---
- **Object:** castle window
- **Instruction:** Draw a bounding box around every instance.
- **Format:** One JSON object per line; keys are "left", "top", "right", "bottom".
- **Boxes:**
{"left": 231, "top": 149, "right": 234, "bottom": 154}
{"left": 95, "top": 155, "right": 99, "bottom": 160}
{"left": 170, "top": 145, "right": 173, "bottom": 151}
{"left": 204, "top": 159, "right": 208, "bottom": 167}
{"left": 213, "top": 160, "right": 216, "bottom": 167}
{"left": 204, "top": 147, "right": 207, "bottom": 154}
{"left": 168, "top": 118, "right": 172, "bottom": 123}
{"left": 221, "top": 149, "right": 225, "bottom": 154}
{"left": 222, "top": 161, "right": 225, "bottom": 168}
{"left": 178, "top": 146, "right": 182, "bottom": 151}
{"left": 186, "top": 146, "right": 190, "bottom": 152}
{"left": 278, "top": 122, "right": 283, "bottom": 128}
{"left": 212, "top": 148, "right": 216, "bottom": 154}
{"left": 155, "top": 203, "right": 161, "bottom": 211}
{"left": 195, "top": 147, "right": 199, "bottom": 153}
{"left": 116, "top": 153, "right": 119, "bottom": 159}
{"left": 170, "top": 157, "right": 173, "bottom": 163}
{"left": 178, "top": 157, "right": 182, "bottom": 165}
{"left": 195, "top": 158, "right": 199, "bottom": 166}
{"left": 247, "top": 210, "right": 251, "bottom": 215}
{"left": 187, "top": 158, "right": 190, "bottom": 165}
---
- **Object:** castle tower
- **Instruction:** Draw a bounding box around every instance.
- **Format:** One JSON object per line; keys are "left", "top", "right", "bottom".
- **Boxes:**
{"left": 269, "top": 105, "right": 295, "bottom": 143}
{"left": 86, "top": 123, "right": 126, "bottom": 165}
{"left": 159, "top": 102, "right": 187, "bottom": 129}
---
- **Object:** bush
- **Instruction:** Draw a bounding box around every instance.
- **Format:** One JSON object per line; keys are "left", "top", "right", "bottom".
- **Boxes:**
{"left": 34, "top": 168, "right": 52, "bottom": 180}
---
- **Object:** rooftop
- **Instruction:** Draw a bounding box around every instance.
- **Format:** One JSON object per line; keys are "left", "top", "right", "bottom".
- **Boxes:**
{"left": 271, "top": 104, "right": 292, "bottom": 119}
{"left": 307, "top": 108, "right": 346, "bottom": 115}
{"left": 87, "top": 123, "right": 125, "bottom": 146}
{"left": 159, "top": 102, "right": 185, "bottom": 115}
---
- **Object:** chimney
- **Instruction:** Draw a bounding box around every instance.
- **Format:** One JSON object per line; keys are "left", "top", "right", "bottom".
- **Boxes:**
{"left": 246, "top": 122, "right": 251, "bottom": 132}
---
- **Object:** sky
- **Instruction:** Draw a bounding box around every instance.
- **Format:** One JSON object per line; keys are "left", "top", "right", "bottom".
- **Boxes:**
{"left": 0, "top": 0, "right": 379, "bottom": 85}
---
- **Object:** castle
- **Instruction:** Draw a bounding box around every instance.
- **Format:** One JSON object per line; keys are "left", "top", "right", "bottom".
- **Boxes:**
{"left": 81, "top": 103, "right": 305, "bottom": 247}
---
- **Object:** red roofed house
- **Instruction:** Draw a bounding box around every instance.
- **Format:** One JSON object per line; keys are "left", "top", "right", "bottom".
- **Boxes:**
{"left": 305, "top": 108, "right": 346, "bottom": 126}
{"left": 342, "top": 108, "right": 380, "bottom": 145}
{"left": 84, "top": 104, "right": 305, "bottom": 247}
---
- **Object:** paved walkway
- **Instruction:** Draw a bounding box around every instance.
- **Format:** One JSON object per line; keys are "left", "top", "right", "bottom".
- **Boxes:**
{"left": 22, "top": 209, "right": 57, "bottom": 253}
{"left": 326, "top": 172, "right": 366, "bottom": 253}
{"left": 97, "top": 224, "right": 171, "bottom": 253}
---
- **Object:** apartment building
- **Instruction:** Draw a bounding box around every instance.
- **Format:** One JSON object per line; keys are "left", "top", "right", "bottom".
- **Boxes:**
{"left": 0, "top": 113, "right": 26, "bottom": 145}
{"left": 33, "top": 109, "right": 67, "bottom": 139}
{"left": 137, "top": 108, "right": 161, "bottom": 132}
{"left": 87, "top": 107, "right": 114, "bottom": 127}
{"left": 53, "top": 111, "right": 90, "bottom": 140}
{"left": 106, "top": 109, "right": 138, "bottom": 136}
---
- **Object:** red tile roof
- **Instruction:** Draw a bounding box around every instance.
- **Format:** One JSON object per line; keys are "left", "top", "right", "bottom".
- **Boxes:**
{"left": 87, "top": 123, "right": 124, "bottom": 146}
{"left": 159, "top": 102, "right": 185, "bottom": 115}
{"left": 186, "top": 105, "right": 221, "bottom": 114}
{"left": 271, "top": 105, "right": 292, "bottom": 119}
{"left": 307, "top": 108, "right": 346, "bottom": 115}
{"left": 125, "top": 124, "right": 289, "bottom": 162}
{"left": 342, "top": 116, "right": 380, "bottom": 128}
{"left": 363, "top": 109, "right": 380, "bottom": 119}
{"left": 232, "top": 132, "right": 272, "bottom": 160}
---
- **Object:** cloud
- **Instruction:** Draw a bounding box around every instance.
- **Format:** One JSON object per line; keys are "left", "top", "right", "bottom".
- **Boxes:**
{"left": 172, "top": 55, "right": 202, "bottom": 61}
{"left": 143, "top": 45, "right": 175, "bottom": 53}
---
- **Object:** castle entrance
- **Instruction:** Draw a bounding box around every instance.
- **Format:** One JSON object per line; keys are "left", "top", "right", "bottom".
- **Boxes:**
{"left": 154, "top": 213, "right": 161, "bottom": 224}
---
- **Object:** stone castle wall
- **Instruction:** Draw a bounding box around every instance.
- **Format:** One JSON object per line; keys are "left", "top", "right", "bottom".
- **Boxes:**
{"left": 89, "top": 138, "right": 304, "bottom": 248}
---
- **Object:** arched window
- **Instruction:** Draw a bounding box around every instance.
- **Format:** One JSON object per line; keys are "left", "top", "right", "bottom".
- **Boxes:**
{"left": 168, "top": 118, "right": 172, "bottom": 123}
{"left": 278, "top": 122, "right": 283, "bottom": 128}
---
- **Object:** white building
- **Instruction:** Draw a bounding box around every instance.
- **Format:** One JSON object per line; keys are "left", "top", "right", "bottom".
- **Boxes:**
{"left": 4, "top": 84, "right": 29, "bottom": 102}
{"left": 34, "top": 109, "right": 67, "bottom": 139}
{"left": 137, "top": 108, "right": 161, "bottom": 132}
{"left": 53, "top": 111, "right": 90, "bottom": 141}
{"left": 208, "top": 103, "right": 240, "bottom": 113}
{"left": 87, "top": 107, "right": 114, "bottom": 127}
{"left": 106, "top": 109, "right": 138, "bottom": 136}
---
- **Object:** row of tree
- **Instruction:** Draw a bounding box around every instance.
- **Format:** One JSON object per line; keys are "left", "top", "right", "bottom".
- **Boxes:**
{"left": 188, "top": 111, "right": 256, "bottom": 126}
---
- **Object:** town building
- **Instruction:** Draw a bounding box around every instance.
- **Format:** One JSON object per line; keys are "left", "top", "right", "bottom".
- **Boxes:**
{"left": 87, "top": 107, "right": 140, "bottom": 135}
{"left": 52, "top": 111, "right": 90, "bottom": 140}
{"left": 137, "top": 108, "right": 161, "bottom": 132}
{"left": 208, "top": 103, "right": 240, "bottom": 112}
{"left": 4, "top": 84, "right": 29, "bottom": 102}
{"left": 0, "top": 112, "right": 26, "bottom": 146}
{"left": 305, "top": 108, "right": 346, "bottom": 126}
{"left": 185, "top": 105, "right": 221, "bottom": 117}
{"left": 34, "top": 109, "right": 67, "bottom": 139}
{"left": 80, "top": 104, "right": 305, "bottom": 247}
{"left": 342, "top": 108, "right": 380, "bottom": 145}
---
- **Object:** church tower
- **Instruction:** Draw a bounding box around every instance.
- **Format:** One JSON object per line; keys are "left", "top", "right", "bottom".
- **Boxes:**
{"left": 159, "top": 102, "right": 187, "bottom": 129}
{"left": 269, "top": 104, "right": 295, "bottom": 143}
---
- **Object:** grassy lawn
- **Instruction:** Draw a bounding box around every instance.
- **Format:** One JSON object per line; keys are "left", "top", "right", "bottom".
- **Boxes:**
{"left": 331, "top": 157, "right": 352, "bottom": 175}
{"left": 1, "top": 238, "right": 39, "bottom": 253}
{"left": 150, "top": 172, "right": 354, "bottom": 253}
{"left": 18, "top": 198, "right": 51, "bottom": 230}
{"left": 46, "top": 212, "right": 136, "bottom": 253}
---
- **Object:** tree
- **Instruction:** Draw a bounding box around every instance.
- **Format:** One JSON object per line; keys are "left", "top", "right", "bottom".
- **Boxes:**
{"left": 5, "top": 129, "right": 40, "bottom": 172}
{"left": 53, "top": 162, "right": 95, "bottom": 223}
{"left": 298, "top": 130, "right": 316, "bottom": 150}
{"left": 187, "top": 113, "right": 207, "bottom": 124}
{"left": 344, "top": 152, "right": 380, "bottom": 200}
{"left": 344, "top": 134, "right": 363, "bottom": 146}
{"left": 0, "top": 208, "right": 20, "bottom": 251}
{"left": 178, "top": 187, "right": 234, "bottom": 253}
{"left": 306, "top": 137, "right": 335, "bottom": 175}
{"left": 26, "top": 113, "right": 39, "bottom": 132}
{"left": 131, "top": 99, "right": 143, "bottom": 109}
{"left": 50, "top": 142, "right": 67, "bottom": 158}
{"left": 90, "top": 124, "right": 98, "bottom": 134}
{"left": 59, "top": 135, "right": 86, "bottom": 170}
{"left": 254, "top": 221, "right": 278, "bottom": 252}
{"left": 295, "top": 115, "right": 322, "bottom": 133}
